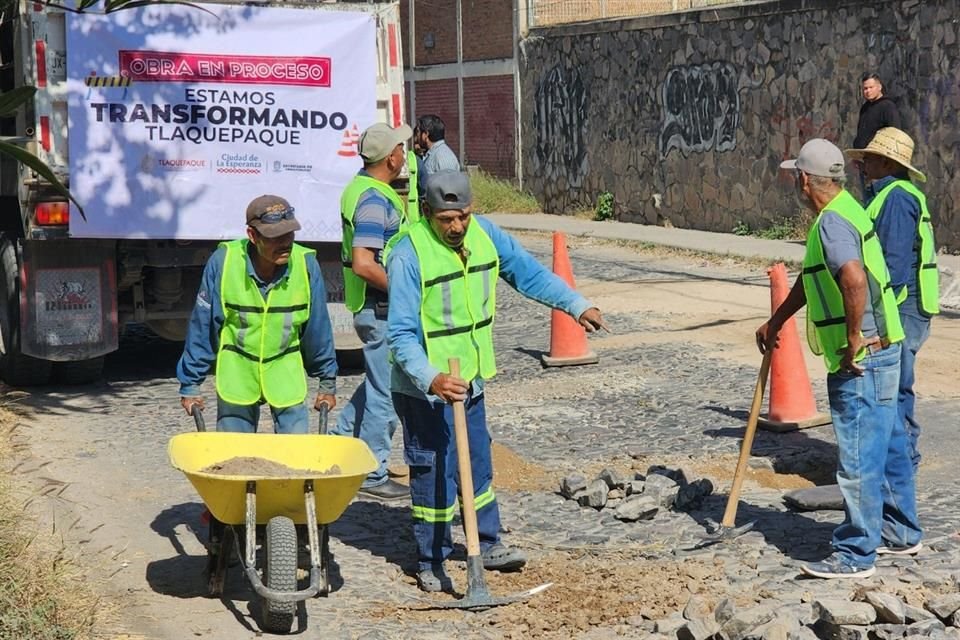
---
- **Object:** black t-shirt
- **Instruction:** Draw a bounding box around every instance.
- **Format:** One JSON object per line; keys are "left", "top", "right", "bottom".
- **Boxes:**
{"left": 854, "top": 97, "right": 901, "bottom": 148}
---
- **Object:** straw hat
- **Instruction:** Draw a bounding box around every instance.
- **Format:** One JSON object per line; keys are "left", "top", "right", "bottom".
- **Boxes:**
{"left": 845, "top": 127, "right": 926, "bottom": 183}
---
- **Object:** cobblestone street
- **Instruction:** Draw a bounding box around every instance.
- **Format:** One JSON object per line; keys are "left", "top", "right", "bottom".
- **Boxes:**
{"left": 12, "top": 231, "right": 960, "bottom": 639}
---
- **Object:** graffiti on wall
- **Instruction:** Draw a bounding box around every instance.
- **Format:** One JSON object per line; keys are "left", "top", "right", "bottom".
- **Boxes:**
{"left": 659, "top": 62, "right": 740, "bottom": 158}
{"left": 533, "top": 64, "right": 589, "bottom": 188}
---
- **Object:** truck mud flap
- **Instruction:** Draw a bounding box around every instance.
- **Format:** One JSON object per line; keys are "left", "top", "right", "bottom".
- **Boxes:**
{"left": 19, "top": 240, "right": 119, "bottom": 361}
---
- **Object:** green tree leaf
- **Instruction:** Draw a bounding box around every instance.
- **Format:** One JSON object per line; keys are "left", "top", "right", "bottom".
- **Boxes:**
{"left": 0, "top": 139, "right": 85, "bottom": 221}
{"left": 0, "top": 87, "right": 36, "bottom": 116}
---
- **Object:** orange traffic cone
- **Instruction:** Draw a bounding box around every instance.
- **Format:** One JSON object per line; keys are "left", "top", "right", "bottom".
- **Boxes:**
{"left": 337, "top": 127, "right": 358, "bottom": 157}
{"left": 758, "top": 262, "right": 832, "bottom": 433}
{"left": 542, "top": 232, "right": 599, "bottom": 367}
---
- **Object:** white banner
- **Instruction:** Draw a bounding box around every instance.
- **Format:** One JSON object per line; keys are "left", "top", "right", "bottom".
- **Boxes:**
{"left": 66, "top": 4, "right": 377, "bottom": 241}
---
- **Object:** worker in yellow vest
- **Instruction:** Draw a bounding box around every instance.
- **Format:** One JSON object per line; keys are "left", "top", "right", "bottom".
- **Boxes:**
{"left": 756, "top": 139, "right": 920, "bottom": 580}
{"left": 178, "top": 194, "right": 337, "bottom": 429}
{"left": 386, "top": 171, "right": 607, "bottom": 592}
{"left": 331, "top": 123, "right": 415, "bottom": 501}
{"left": 846, "top": 128, "right": 939, "bottom": 473}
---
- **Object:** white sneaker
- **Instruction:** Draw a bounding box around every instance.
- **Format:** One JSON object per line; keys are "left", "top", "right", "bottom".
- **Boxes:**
{"left": 876, "top": 542, "right": 922, "bottom": 556}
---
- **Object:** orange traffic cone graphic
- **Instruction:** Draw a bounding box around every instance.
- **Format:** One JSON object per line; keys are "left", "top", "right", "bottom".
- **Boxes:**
{"left": 337, "top": 124, "right": 360, "bottom": 157}
{"left": 542, "top": 232, "right": 599, "bottom": 367}
{"left": 758, "top": 262, "right": 832, "bottom": 432}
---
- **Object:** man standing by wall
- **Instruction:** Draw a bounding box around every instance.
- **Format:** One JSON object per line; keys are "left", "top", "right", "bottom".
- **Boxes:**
{"left": 416, "top": 114, "right": 462, "bottom": 177}
{"left": 333, "top": 123, "right": 414, "bottom": 501}
{"left": 852, "top": 73, "right": 901, "bottom": 193}
{"left": 846, "top": 128, "right": 939, "bottom": 477}
{"left": 387, "top": 171, "right": 608, "bottom": 592}
{"left": 756, "top": 139, "right": 920, "bottom": 578}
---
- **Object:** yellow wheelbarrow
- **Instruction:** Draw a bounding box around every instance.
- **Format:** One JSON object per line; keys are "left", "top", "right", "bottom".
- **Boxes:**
{"left": 168, "top": 406, "right": 376, "bottom": 634}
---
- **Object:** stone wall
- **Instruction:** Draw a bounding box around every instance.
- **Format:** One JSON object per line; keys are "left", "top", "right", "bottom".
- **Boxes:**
{"left": 519, "top": 0, "right": 960, "bottom": 251}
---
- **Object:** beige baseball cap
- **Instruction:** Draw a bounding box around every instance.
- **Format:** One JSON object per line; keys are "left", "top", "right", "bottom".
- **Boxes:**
{"left": 357, "top": 123, "right": 413, "bottom": 163}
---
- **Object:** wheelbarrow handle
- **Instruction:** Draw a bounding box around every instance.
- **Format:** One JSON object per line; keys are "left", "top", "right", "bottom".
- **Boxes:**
{"left": 317, "top": 403, "right": 330, "bottom": 435}
{"left": 191, "top": 405, "right": 207, "bottom": 432}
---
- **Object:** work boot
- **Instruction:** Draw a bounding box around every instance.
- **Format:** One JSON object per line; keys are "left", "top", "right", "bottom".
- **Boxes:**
{"left": 481, "top": 543, "right": 527, "bottom": 572}
{"left": 358, "top": 479, "right": 408, "bottom": 501}
{"left": 416, "top": 565, "right": 454, "bottom": 593}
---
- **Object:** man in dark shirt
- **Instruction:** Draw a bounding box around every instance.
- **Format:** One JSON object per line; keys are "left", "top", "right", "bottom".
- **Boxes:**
{"left": 846, "top": 127, "right": 940, "bottom": 477}
{"left": 853, "top": 73, "right": 901, "bottom": 193}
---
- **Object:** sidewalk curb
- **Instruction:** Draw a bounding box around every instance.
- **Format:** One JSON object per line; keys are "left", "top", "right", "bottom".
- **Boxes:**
{"left": 486, "top": 212, "right": 960, "bottom": 311}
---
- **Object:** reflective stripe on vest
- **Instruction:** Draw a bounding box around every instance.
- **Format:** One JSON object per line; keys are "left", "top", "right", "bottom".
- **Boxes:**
{"left": 340, "top": 174, "right": 411, "bottom": 313}
{"left": 865, "top": 179, "right": 940, "bottom": 315}
{"left": 801, "top": 190, "right": 905, "bottom": 373}
{"left": 406, "top": 150, "right": 420, "bottom": 224}
{"left": 215, "top": 240, "right": 313, "bottom": 408}
{"left": 408, "top": 218, "right": 499, "bottom": 382}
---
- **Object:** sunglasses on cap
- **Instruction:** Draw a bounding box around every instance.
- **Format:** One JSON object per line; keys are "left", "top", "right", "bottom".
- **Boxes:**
{"left": 253, "top": 206, "right": 295, "bottom": 224}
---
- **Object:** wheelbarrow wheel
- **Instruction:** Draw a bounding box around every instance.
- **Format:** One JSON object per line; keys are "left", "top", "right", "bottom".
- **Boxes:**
{"left": 261, "top": 516, "right": 297, "bottom": 634}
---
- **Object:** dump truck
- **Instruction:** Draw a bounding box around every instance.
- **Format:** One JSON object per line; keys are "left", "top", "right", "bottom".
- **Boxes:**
{"left": 0, "top": 0, "right": 407, "bottom": 385}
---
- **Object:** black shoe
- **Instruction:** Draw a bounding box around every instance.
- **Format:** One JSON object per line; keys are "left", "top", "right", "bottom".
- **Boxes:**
{"left": 357, "top": 479, "right": 408, "bottom": 501}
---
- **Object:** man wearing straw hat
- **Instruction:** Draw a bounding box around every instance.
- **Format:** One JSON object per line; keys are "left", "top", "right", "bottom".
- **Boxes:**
{"left": 846, "top": 128, "right": 939, "bottom": 488}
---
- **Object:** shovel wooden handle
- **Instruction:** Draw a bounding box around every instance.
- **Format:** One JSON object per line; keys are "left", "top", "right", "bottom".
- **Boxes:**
{"left": 449, "top": 358, "right": 482, "bottom": 558}
{"left": 721, "top": 348, "right": 773, "bottom": 528}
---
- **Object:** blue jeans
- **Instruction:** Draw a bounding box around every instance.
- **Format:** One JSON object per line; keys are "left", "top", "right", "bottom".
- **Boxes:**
{"left": 331, "top": 306, "right": 398, "bottom": 488}
{"left": 898, "top": 297, "right": 932, "bottom": 472}
{"left": 827, "top": 343, "right": 921, "bottom": 567}
{"left": 393, "top": 391, "right": 501, "bottom": 571}
{"left": 216, "top": 397, "right": 309, "bottom": 433}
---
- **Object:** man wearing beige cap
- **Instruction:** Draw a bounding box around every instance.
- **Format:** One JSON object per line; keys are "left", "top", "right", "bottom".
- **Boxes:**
{"left": 847, "top": 127, "right": 940, "bottom": 477}
{"left": 756, "top": 139, "right": 919, "bottom": 579}
{"left": 333, "top": 122, "right": 416, "bottom": 501}
{"left": 178, "top": 194, "right": 337, "bottom": 431}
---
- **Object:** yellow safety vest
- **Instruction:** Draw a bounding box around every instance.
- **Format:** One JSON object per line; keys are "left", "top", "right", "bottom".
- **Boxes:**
{"left": 865, "top": 179, "right": 939, "bottom": 315}
{"left": 801, "top": 190, "right": 904, "bottom": 374}
{"left": 408, "top": 218, "right": 499, "bottom": 382}
{"left": 215, "top": 240, "right": 313, "bottom": 407}
{"left": 340, "top": 175, "right": 408, "bottom": 313}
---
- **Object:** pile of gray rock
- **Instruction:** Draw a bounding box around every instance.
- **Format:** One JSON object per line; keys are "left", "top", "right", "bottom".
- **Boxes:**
{"left": 647, "top": 592, "right": 960, "bottom": 640}
{"left": 558, "top": 465, "right": 714, "bottom": 522}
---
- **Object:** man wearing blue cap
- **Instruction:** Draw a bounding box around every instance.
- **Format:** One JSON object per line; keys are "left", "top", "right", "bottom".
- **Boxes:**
{"left": 386, "top": 170, "right": 607, "bottom": 592}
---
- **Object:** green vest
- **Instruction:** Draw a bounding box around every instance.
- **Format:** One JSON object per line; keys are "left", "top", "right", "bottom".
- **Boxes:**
{"left": 802, "top": 189, "right": 905, "bottom": 374}
{"left": 407, "top": 150, "right": 420, "bottom": 223}
{"left": 865, "top": 179, "right": 939, "bottom": 315}
{"left": 340, "top": 175, "right": 408, "bottom": 313}
{"left": 408, "top": 218, "right": 499, "bottom": 382}
{"left": 215, "top": 240, "right": 313, "bottom": 408}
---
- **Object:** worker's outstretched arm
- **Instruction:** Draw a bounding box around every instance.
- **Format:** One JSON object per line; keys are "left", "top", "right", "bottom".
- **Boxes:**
{"left": 177, "top": 247, "right": 226, "bottom": 413}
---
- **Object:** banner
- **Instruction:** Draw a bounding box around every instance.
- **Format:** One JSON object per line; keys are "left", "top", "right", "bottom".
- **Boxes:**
{"left": 66, "top": 5, "right": 377, "bottom": 241}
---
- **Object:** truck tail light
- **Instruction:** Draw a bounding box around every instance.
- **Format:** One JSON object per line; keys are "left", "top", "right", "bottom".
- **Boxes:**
{"left": 35, "top": 201, "right": 70, "bottom": 225}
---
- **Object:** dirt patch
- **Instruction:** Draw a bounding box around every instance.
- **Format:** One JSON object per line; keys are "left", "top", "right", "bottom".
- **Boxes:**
{"left": 375, "top": 552, "right": 741, "bottom": 639}
{"left": 493, "top": 442, "right": 554, "bottom": 492}
{"left": 201, "top": 457, "right": 342, "bottom": 477}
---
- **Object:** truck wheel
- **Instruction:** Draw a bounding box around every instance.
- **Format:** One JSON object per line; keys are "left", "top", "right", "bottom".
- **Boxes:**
{"left": 261, "top": 516, "right": 297, "bottom": 634}
{"left": 0, "top": 237, "right": 51, "bottom": 386}
{"left": 53, "top": 357, "right": 105, "bottom": 385}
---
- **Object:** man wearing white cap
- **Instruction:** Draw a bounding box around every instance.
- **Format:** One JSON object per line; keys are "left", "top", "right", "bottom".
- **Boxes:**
{"left": 333, "top": 123, "right": 417, "bottom": 501}
{"left": 756, "top": 139, "right": 920, "bottom": 579}
{"left": 847, "top": 128, "right": 939, "bottom": 477}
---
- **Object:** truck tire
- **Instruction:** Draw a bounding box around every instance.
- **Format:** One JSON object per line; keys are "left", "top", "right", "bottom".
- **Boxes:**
{"left": 261, "top": 516, "right": 297, "bottom": 634}
{"left": 54, "top": 357, "right": 105, "bottom": 385}
{"left": 0, "top": 237, "right": 52, "bottom": 386}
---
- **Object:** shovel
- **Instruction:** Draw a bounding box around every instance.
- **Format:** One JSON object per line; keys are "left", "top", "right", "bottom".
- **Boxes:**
{"left": 693, "top": 348, "right": 772, "bottom": 548}
{"left": 419, "top": 358, "right": 552, "bottom": 611}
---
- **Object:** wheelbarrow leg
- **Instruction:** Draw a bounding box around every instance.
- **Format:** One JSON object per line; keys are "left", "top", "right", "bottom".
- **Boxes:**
{"left": 206, "top": 516, "right": 232, "bottom": 596}
{"left": 302, "top": 480, "right": 328, "bottom": 596}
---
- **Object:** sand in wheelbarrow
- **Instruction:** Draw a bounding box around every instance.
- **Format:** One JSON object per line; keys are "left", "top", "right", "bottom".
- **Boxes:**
{"left": 201, "top": 456, "right": 342, "bottom": 477}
